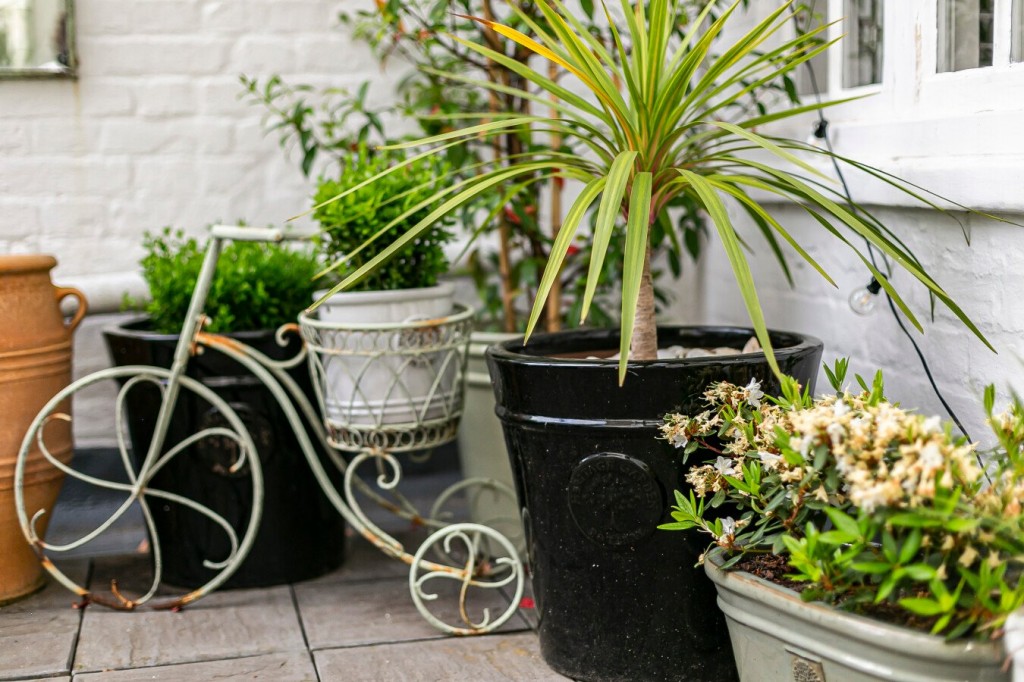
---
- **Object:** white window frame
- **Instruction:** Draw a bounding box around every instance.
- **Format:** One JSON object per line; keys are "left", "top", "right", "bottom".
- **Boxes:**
{"left": 774, "top": 0, "right": 1024, "bottom": 213}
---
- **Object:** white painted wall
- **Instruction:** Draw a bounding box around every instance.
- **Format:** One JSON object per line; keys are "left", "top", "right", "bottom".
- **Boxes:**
{"left": 1, "top": 0, "right": 397, "bottom": 309}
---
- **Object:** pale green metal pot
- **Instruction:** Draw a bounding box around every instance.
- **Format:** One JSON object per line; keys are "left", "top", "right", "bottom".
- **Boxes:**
{"left": 705, "top": 550, "right": 1008, "bottom": 682}
{"left": 455, "top": 331, "right": 523, "bottom": 545}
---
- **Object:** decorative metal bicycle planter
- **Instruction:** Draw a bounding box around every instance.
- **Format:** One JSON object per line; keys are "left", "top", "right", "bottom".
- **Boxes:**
{"left": 13, "top": 225, "right": 524, "bottom": 635}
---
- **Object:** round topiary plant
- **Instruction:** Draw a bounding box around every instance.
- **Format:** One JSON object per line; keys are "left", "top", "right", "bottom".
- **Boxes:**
{"left": 312, "top": 146, "right": 455, "bottom": 292}
{"left": 139, "top": 226, "right": 321, "bottom": 334}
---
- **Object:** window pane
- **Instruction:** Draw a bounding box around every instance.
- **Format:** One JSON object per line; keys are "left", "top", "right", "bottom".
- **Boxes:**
{"left": 795, "top": 0, "right": 829, "bottom": 95}
{"left": 842, "top": 0, "right": 884, "bottom": 88}
{"left": 1013, "top": 0, "right": 1024, "bottom": 62}
{"left": 937, "top": 0, "right": 995, "bottom": 72}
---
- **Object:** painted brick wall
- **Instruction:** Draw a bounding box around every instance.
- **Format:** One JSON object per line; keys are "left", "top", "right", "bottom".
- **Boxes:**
{"left": 698, "top": 205, "right": 1024, "bottom": 444}
{"left": 0, "top": 0, "right": 397, "bottom": 299}
{"left": 1, "top": 1, "right": 408, "bottom": 446}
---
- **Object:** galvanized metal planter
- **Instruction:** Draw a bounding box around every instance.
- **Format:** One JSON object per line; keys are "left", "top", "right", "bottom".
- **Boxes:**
{"left": 704, "top": 550, "right": 1008, "bottom": 682}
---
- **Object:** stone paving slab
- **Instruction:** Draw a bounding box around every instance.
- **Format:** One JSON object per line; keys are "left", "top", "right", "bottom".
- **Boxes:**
{"left": 300, "top": 529, "right": 424, "bottom": 586}
{"left": 74, "top": 556, "right": 305, "bottom": 673}
{"left": 0, "top": 559, "right": 88, "bottom": 682}
{"left": 72, "top": 652, "right": 317, "bottom": 681}
{"left": 295, "top": 575, "right": 530, "bottom": 650}
{"left": 313, "top": 632, "right": 570, "bottom": 681}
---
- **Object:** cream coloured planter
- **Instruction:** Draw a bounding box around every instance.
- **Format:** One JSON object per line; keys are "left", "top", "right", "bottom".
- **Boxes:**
{"left": 313, "top": 283, "right": 456, "bottom": 427}
{"left": 456, "top": 331, "right": 523, "bottom": 544}
{"left": 705, "top": 550, "right": 1008, "bottom": 682}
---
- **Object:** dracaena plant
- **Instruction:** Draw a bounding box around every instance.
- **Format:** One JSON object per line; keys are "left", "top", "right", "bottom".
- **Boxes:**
{"left": 659, "top": 362, "right": 1024, "bottom": 639}
{"left": 309, "top": 0, "right": 990, "bottom": 383}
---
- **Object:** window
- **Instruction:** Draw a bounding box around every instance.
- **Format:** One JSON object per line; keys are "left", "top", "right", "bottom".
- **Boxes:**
{"left": 780, "top": 1, "right": 1024, "bottom": 212}
{"left": 1013, "top": 0, "right": 1024, "bottom": 61}
{"left": 842, "top": 0, "right": 884, "bottom": 87}
{"left": 938, "top": 0, "right": 995, "bottom": 72}
{"left": 794, "top": 0, "right": 829, "bottom": 95}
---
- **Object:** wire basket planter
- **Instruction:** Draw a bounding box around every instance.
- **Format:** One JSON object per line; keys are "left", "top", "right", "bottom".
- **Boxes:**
{"left": 298, "top": 304, "right": 474, "bottom": 453}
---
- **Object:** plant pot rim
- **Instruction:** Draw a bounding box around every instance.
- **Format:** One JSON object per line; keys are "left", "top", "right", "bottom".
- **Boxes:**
{"left": 469, "top": 329, "right": 522, "bottom": 347}
{"left": 313, "top": 281, "right": 454, "bottom": 305}
{"left": 488, "top": 325, "right": 822, "bottom": 368}
{"left": 704, "top": 548, "right": 1004, "bottom": 663}
{"left": 0, "top": 254, "right": 57, "bottom": 273}
{"left": 103, "top": 316, "right": 277, "bottom": 341}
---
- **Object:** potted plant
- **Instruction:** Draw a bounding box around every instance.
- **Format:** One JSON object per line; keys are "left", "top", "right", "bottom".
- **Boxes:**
{"left": 302, "top": 0, "right": 994, "bottom": 679}
{"left": 104, "top": 227, "right": 345, "bottom": 589}
{"left": 307, "top": 145, "right": 461, "bottom": 430}
{"left": 242, "top": 0, "right": 734, "bottom": 523}
{"left": 661, "top": 362, "right": 1024, "bottom": 681}
{"left": 332, "top": 0, "right": 753, "bottom": 545}
{"left": 246, "top": 1, "right": 778, "bottom": 543}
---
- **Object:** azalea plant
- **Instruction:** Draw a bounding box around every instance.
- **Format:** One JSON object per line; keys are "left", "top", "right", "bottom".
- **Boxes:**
{"left": 660, "top": 361, "right": 1024, "bottom": 639}
{"left": 307, "top": 0, "right": 991, "bottom": 383}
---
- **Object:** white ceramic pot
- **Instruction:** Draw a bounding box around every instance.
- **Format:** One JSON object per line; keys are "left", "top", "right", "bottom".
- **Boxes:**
{"left": 705, "top": 550, "right": 1008, "bottom": 682}
{"left": 313, "top": 283, "right": 456, "bottom": 428}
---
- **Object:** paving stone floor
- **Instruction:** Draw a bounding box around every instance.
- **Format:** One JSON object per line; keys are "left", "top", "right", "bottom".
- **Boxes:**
{"left": 1, "top": 455, "right": 570, "bottom": 681}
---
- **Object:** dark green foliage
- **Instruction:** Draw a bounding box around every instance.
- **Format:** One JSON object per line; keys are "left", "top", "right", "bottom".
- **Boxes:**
{"left": 139, "top": 227, "right": 320, "bottom": 334}
{"left": 313, "top": 147, "right": 455, "bottom": 291}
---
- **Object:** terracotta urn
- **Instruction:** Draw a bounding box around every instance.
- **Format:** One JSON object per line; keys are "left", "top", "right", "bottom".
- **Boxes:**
{"left": 0, "top": 255, "right": 86, "bottom": 604}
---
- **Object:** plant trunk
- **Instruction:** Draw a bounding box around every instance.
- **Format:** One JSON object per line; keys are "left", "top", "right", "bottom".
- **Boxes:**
{"left": 630, "top": 243, "right": 659, "bottom": 361}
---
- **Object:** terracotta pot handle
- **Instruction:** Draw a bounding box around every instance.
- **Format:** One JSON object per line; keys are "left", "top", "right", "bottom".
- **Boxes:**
{"left": 54, "top": 286, "right": 88, "bottom": 333}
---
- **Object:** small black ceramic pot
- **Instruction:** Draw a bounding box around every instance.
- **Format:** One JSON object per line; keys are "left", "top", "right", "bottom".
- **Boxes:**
{"left": 487, "top": 326, "right": 823, "bottom": 682}
{"left": 104, "top": 318, "right": 346, "bottom": 589}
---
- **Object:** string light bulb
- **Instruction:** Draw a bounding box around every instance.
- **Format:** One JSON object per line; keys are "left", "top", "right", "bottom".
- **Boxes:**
{"left": 848, "top": 278, "right": 882, "bottom": 316}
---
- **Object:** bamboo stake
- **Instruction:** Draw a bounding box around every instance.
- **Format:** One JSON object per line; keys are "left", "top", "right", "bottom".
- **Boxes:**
{"left": 545, "top": 60, "right": 563, "bottom": 333}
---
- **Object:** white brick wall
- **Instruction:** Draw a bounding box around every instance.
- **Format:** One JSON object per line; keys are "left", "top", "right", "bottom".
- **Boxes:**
{"left": 698, "top": 205, "right": 1024, "bottom": 445}
{"left": 1, "top": 1, "right": 407, "bottom": 446}
{"left": 0, "top": 0, "right": 395, "bottom": 290}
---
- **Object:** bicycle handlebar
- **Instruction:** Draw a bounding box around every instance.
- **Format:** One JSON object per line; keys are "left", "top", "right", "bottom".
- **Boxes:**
{"left": 209, "top": 224, "right": 315, "bottom": 243}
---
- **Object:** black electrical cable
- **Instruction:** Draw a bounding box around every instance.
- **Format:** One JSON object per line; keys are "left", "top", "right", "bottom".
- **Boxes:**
{"left": 792, "top": 5, "right": 975, "bottom": 443}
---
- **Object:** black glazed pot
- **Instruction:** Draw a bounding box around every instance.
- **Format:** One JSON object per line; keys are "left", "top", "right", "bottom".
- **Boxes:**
{"left": 486, "top": 326, "right": 823, "bottom": 682}
{"left": 103, "top": 318, "right": 345, "bottom": 589}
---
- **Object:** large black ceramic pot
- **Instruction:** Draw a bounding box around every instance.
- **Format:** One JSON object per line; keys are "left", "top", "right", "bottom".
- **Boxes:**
{"left": 487, "top": 326, "right": 823, "bottom": 682}
{"left": 104, "top": 318, "right": 345, "bottom": 588}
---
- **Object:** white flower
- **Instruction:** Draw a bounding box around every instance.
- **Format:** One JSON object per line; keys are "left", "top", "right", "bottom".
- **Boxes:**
{"left": 918, "top": 442, "right": 944, "bottom": 469}
{"left": 745, "top": 378, "right": 764, "bottom": 408}
{"left": 720, "top": 517, "right": 737, "bottom": 537}
{"left": 669, "top": 431, "right": 688, "bottom": 448}
{"left": 826, "top": 421, "right": 846, "bottom": 445}
{"left": 922, "top": 415, "right": 942, "bottom": 435}
{"left": 758, "top": 451, "right": 783, "bottom": 469}
{"left": 714, "top": 456, "right": 737, "bottom": 476}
